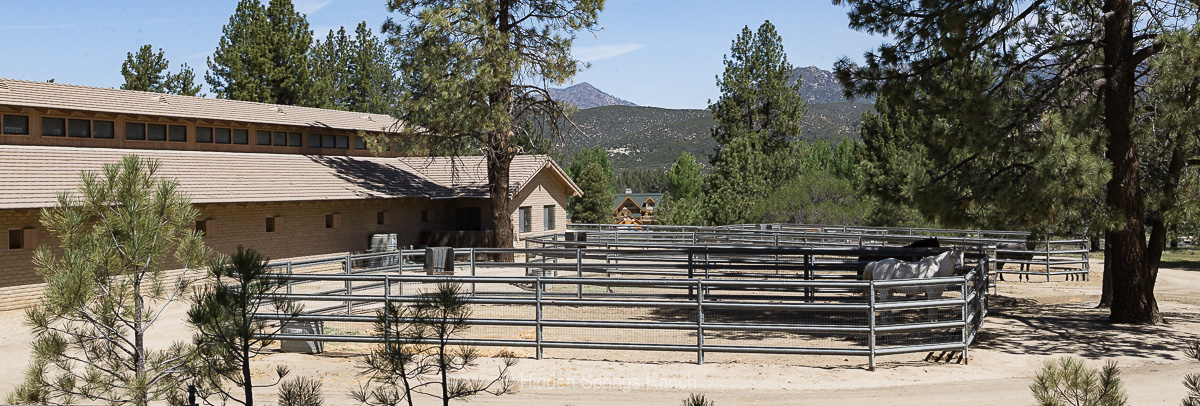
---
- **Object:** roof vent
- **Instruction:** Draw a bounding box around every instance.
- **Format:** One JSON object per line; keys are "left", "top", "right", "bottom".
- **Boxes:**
{"left": 276, "top": 107, "right": 285, "bottom": 114}
{"left": 365, "top": 115, "right": 375, "bottom": 122}
{"left": 0, "top": 81, "right": 9, "bottom": 91}
{"left": 158, "top": 95, "right": 168, "bottom": 104}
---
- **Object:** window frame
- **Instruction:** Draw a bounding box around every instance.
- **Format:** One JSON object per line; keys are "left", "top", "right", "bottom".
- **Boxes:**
{"left": 543, "top": 205, "right": 555, "bottom": 231}
{"left": 93, "top": 120, "right": 115, "bottom": 139}
{"left": 519, "top": 206, "right": 532, "bottom": 233}
{"left": 41, "top": 117, "right": 66, "bottom": 137}
{"left": 2, "top": 114, "right": 30, "bottom": 135}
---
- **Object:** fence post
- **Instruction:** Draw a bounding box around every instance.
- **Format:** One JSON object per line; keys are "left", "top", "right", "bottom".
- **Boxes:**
{"left": 384, "top": 274, "right": 391, "bottom": 342}
{"left": 961, "top": 271, "right": 969, "bottom": 365}
{"left": 470, "top": 248, "right": 477, "bottom": 297}
{"left": 1045, "top": 241, "right": 1052, "bottom": 282}
{"left": 535, "top": 274, "right": 543, "bottom": 360}
{"left": 345, "top": 254, "right": 353, "bottom": 315}
{"left": 868, "top": 280, "right": 877, "bottom": 372}
{"left": 696, "top": 278, "right": 705, "bottom": 365}
{"left": 576, "top": 248, "right": 583, "bottom": 299}
{"left": 286, "top": 261, "right": 293, "bottom": 296}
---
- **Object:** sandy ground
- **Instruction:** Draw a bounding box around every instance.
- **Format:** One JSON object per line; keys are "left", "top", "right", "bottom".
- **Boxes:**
{"left": 1, "top": 261, "right": 1198, "bottom": 405}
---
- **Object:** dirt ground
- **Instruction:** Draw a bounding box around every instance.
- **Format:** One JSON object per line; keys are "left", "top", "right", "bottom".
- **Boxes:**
{"left": 1, "top": 260, "right": 1198, "bottom": 405}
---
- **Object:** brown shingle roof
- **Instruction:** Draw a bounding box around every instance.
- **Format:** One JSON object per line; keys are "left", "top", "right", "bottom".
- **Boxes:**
{"left": 0, "top": 145, "right": 574, "bottom": 209}
{"left": 0, "top": 78, "right": 397, "bottom": 132}
{"left": 395, "top": 156, "right": 582, "bottom": 198}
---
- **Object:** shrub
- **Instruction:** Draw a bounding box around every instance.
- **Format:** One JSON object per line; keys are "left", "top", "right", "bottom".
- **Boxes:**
{"left": 1030, "top": 356, "right": 1127, "bottom": 406}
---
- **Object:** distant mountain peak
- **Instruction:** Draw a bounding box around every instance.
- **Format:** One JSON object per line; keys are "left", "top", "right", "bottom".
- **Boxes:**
{"left": 549, "top": 82, "right": 637, "bottom": 110}
{"left": 791, "top": 66, "right": 875, "bottom": 104}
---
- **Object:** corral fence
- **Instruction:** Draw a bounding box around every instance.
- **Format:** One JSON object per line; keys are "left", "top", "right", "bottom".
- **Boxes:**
{"left": 558, "top": 223, "right": 1089, "bottom": 282}
{"left": 257, "top": 245, "right": 990, "bottom": 370}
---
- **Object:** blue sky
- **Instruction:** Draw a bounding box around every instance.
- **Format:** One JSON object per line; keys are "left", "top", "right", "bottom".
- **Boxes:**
{"left": 0, "top": 0, "right": 883, "bottom": 110}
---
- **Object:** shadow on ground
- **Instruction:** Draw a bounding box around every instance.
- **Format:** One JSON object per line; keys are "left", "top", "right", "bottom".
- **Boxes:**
{"left": 973, "top": 295, "right": 1198, "bottom": 361}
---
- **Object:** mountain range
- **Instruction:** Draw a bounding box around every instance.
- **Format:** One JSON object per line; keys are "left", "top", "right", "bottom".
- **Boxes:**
{"left": 551, "top": 66, "right": 873, "bottom": 172}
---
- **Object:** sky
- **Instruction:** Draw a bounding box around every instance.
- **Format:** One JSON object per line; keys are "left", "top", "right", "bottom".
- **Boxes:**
{"left": 0, "top": 0, "right": 884, "bottom": 110}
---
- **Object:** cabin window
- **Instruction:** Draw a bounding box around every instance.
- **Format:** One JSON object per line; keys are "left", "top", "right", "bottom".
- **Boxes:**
{"left": 169, "top": 125, "right": 187, "bottom": 142}
{"left": 256, "top": 130, "right": 271, "bottom": 146}
{"left": 519, "top": 206, "right": 532, "bottom": 233}
{"left": 273, "top": 131, "right": 287, "bottom": 146}
{"left": 265, "top": 216, "right": 277, "bottom": 233}
{"left": 196, "top": 127, "right": 213, "bottom": 143}
{"left": 544, "top": 205, "right": 555, "bottom": 231}
{"left": 354, "top": 136, "right": 367, "bottom": 150}
{"left": 336, "top": 135, "right": 349, "bottom": 149}
{"left": 67, "top": 119, "right": 90, "bottom": 138}
{"left": 195, "top": 220, "right": 207, "bottom": 236}
{"left": 125, "top": 122, "right": 145, "bottom": 140}
{"left": 377, "top": 211, "right": 388, "bottom": 225}
{"left": 41, "top": 117, "right": 65, "bottom": 136}
{"left": 8, "top": 229, "right": 22, "bottom": 250}
{"left": 322, "top": 134, "right": 335, "bottom": 148}
{"left": 325, "top": 213, "right": 340, "bottom": 229}
{"left": 308, "top": 134, "right": 322, "bottom": 148}
{"left": 147, "top": 123, "right": 167, "bottom": 141}
{"left": 232, "top": 129, "right": 249, "bottom": 144}
{"left": 288, "top": 132, "right": 302, "bottom": 147}
{"left": 214, "top": 128, "right": 231, "bottom": 144}
{"left": 93, "top": 120, "right": 114, "bottom": 139}
{"left": 2, "top": 114, "right": 29, "bottom": 134}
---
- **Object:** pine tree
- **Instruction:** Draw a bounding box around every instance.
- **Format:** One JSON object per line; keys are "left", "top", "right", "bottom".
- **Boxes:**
{"left": 662, "top": 152, "right": 704, "bottom": 226}
{"left": 310, "top": 22, "right": 400, "bottom": 114}
{"left": 566, "top": 147, "right": 615, "bottom": 224}
{"left": 703, "top": 21, "right": 806, "bottom": 226}
{"left": 835, "top": 0, "right": 1200, "bottom": 323}
{"left": 120, "top": 45, "right": 201, "bottom": 96}
{"left": 6, "top": 156, "right": 210, "bottom": 406}
{"left": 381, "top": 0, "right": 603, "bottom": 251}
{"left": 206, "top": 0, "right": 317, "bottom": 106}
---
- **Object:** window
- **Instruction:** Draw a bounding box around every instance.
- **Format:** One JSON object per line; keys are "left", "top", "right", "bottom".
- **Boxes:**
{"left": 519, "top": 207, "right": 532, "bottom": 233}
{"left": 308, "top": 134, "right": 322, "bottom": 148}
{"left": 336, "top": 135, "right": 349, "bottom": 149}
{"left": 325, "top": 213, "right": 340, "bottom": 229}
{"left": 215, "top": 128, "right": 231, "bottom": 144}
{"left": 257, "top": 130, "right": 271, "bottom": 145}
{"left": 147, "top": 123, "right": 167, "bottom": 141}
{"left": 322, "top": 134, "right": 335, "bottom": 148}
{"left": 288, "top": 132, "right": 302, "bottom": 147}
{"left": 196, "top": 127, "right": 213, "bottom": 143}
{"left": 265, "top": 216, "right": 277, "bottom": 233}
{"left": 169, "top": 125, "right": 187, "bottom": 142}
{"left": 377, "top": 211, "right": 388, "bottom": 225}
{"left": 273, "top": 131, "right": 287, "bottom": 146}
{"left": 232, "top": 129, "right": 249, "bottom": 144}
{"left": 93, "top": 120, "right": 114, "bottom": 139}
{"left": 3, "top": 114, "right": 29, "bottom": 134}
{"left": 544, "top": 205, "right": 555, "bottom": 231}
{"left": 195, "top": 220, "right": 207, "bottom": 236}
{"left": 42, "top": 117, "right": 65, "bottom": 136}
{"left": 8, "top": 229, "right": 22, "bottom": 250}
{"left": 68, "top": 119, "right": 90, "bottom": 138}
{"left": 354, "top": 136, "right": 366, "bottom": 150}
{"left": 125, "top": 122, "right": 145, "bottom": 140}
{"left": 8, "top": 228, "right": 36, "bottom": 250}
{"left": 421, "top": 209, "right": 429, "bottom": 222}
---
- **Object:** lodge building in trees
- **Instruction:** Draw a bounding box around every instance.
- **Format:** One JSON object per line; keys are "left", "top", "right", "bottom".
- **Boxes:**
{"left": 0, "top": 78, "right": 581, "bottom": 309}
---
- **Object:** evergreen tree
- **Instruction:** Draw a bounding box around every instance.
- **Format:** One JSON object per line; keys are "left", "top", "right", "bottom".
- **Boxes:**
{"left": 311, "top": 22, "right": 400, "bottom": 114}
{"left": 207, "top": 0, "right": 317, "bottom": 106}
{"left": 120, "top": 45, "right": 201, "bottom": 96}
{"left": 703, "top": 21, "right": 806, "bottom": 225}
{"left": 662, "top": 152, "right": 704, "bottom": 226}
{"left": 566, "top": 147, "right": 615, "bottom": 224}
{"left": 834, "top": 0, "right": 1200, "bottom": 323}
{"left": 7, "top": 156, "right": 211, "bottom": 406}
{"left": 381, "top": 0, "right": 603, "bottom": 251}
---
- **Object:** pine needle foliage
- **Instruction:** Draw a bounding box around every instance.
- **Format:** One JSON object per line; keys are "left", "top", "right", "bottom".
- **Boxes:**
{"left": 6, "top": 156, "right": 210, "bottom": 406}
{"left": 120, "top": 44, "right": 202, "bottom": 96}
{"left": 353, "top": 283, "right": 515, "bottom": 406}
{"left": 1184, "top": 339, "right": 1200, "bottom": 406}
{"left": 277, "top": 377, "right": 323, "bottom": 406}
{"left": 188, "top": 246, "right": 300, "bottom": 406}
{"left": 1030, "top": 357, "right": 1128, "bottom": 406}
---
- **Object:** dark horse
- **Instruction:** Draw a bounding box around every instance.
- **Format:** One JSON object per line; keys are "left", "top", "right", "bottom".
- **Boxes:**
{"left": 855, "top": 237, "right": 941, "bottom": 277}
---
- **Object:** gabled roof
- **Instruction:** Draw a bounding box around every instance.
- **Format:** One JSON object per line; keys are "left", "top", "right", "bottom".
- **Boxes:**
{"left": 0, "top": 78, "right": 396, "bottom": 133}
{"left": 613, "top": 192, "right": 663, "bottom": 209}
{"left": 0, "top": 145, "right": 575, "bottom": 209}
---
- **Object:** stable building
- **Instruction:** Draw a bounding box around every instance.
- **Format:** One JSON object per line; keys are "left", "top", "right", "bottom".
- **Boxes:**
{"left": 0, "top": 79, "right": 581, "bottom": 309}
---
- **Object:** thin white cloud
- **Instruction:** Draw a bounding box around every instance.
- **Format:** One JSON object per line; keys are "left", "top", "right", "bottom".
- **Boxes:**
{"left": 294, "top": 0, "right": 334, "bottom": 15}
{"left": 573, "top": 43, "right": 644, "bottom": 63}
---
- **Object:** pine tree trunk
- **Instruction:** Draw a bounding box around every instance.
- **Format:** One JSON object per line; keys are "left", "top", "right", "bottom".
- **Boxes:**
{"left": 1101, "top": 0, "right": 1161, "bottom": 324}
{"left": 488, "top": 134, "right": 515, "bottom": 263}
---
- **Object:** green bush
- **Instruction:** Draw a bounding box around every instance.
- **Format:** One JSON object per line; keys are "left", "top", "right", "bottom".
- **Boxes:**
{"left": 1030, "top": 356, "right": 1127, "bottom": 406}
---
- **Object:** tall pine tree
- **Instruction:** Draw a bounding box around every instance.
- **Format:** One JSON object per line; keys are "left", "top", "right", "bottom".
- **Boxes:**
{"left": 120, "top": 45, "right": 201, "bottom": 96}
{"left": 704, "top": 20, "right": 806, "bottom": 225}
{"left": 206, "top": 0, "right": 316, "bottom": 106}
{"left": 310, "top": 22, "right": 400, "bottom": 114}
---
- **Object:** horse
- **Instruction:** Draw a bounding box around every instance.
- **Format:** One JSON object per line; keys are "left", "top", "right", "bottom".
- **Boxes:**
{"left": 855, "top": 237, "right": 940, "bottom": 277}
{"left": 995, "top": 242, "right": 1034, "bottom": 281}
{"left": 862, "top": 248, "right": 965, "bottom": 323}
